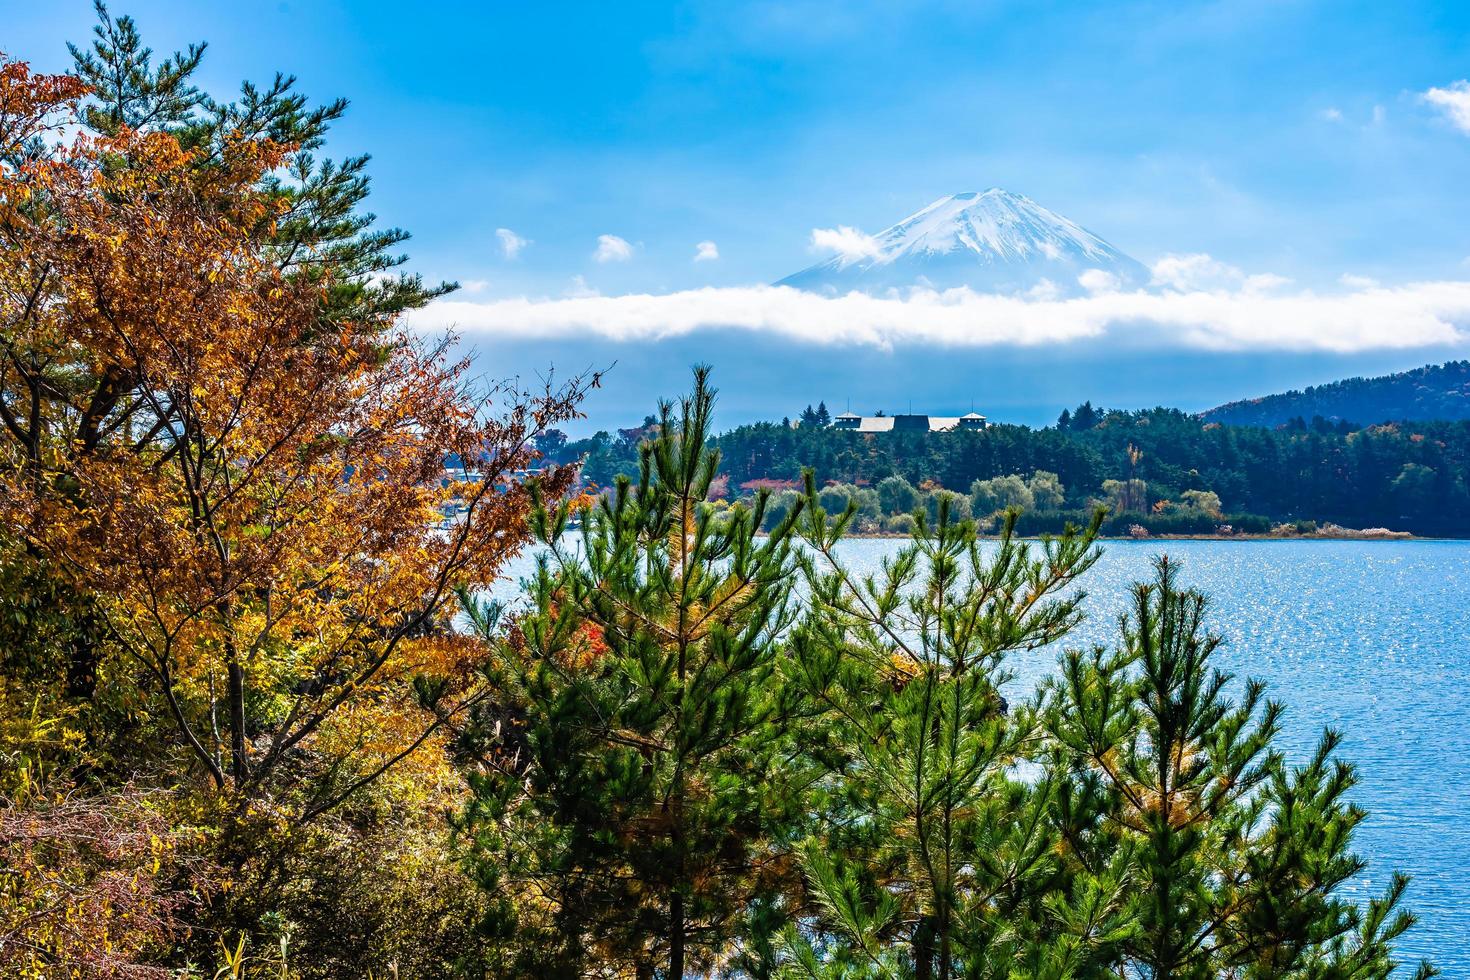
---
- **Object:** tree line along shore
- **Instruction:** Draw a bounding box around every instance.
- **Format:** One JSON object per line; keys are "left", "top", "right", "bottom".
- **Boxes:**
{"left": 541, "top": 404, "right": 1467, "bottom": 539}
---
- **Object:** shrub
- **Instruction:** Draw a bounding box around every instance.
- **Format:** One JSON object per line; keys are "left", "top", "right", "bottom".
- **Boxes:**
{"left": 885, "top": 513, "right": 917, "bottom": 535}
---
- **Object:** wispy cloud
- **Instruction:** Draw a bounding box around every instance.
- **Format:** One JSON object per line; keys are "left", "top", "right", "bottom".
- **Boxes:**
{"left": 1320, "top": 107, "right": 1343, "bottom": 122}
{"left": 496, "top": 228, "right": 529, "bottom": 259}
{"left": 408, "top": 280, "right": 1470, "bottom": 354}
{"left": 1151, "top": 253, "right": 1291, "bottom": 294}
{"left": 694, "top": 240, "right": 720, "bottom": 262}
{"left": 564, "top": 275, "right": 600, "bottom": 298}
{"left": 460, "top": 279, "right": 489, "bottom": 293}
{"left": 594, "top": 234, "right": 635, "bottom": 263}
{"left": 1152, "top": 253, "right": 1244, "bottom": 291}
{"left": 1422, "top": 80, "right": 1470, "bottom": 134}
{"left": 809, "top": 225, "right": 882, "bottom": 263}
{"left": 1339, "top": 273, "right": 1379, "bottom": 289}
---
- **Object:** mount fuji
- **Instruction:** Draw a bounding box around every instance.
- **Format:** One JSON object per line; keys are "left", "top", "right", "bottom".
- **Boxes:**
{"left": 777, "top": 188, "right": 1149, "bottom": 296}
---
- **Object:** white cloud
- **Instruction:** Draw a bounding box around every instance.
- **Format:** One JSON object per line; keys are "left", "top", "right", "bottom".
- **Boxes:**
{"left": 1147, "top": 254, "right": 1290, "bottom": 295}
{"left": 1423, "top": 80, "right": 1470, "bottom": 134}
{"left": 496, "top": 228, "right": 529, "bottom": 259}
{"left": 1077, "top": 269, "right": 1120, "bottom": 294}
{"left": 594, "top": 234, "right": 634, "bottom": 263}
{"left": 1339, "top": 273, "right": 1380, "bottom": 289}
{"left": 407, "top": 279, "right": 1470, "bottom": 355}
{"left": 1026, "top": 279, "right": 1061, "bottom": 301}
{"left": 1320, "top": 107, "right": 1343, "bottom": 122}
{"left": 693, "top": 240, "right": 720, "bottom": 262}
{"left": 1372, "top": 104, "right": 1386, "bottom": 125}
{"left": 1151, "top": 253, "right": 1244, "bottom": 292}
{"left": 809, "top": 225, "right": 882, "bottom": 263}
{"left": 461, "top": 279, "right": 489, "bottom": 294}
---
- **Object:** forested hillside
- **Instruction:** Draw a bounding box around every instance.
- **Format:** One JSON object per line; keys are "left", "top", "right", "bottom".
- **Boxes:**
{"left": 1202, "top": 360, "right": 1470, "bottom": 428}
{"left": 551, "top": 405, "right": 1470, "bottom": 535}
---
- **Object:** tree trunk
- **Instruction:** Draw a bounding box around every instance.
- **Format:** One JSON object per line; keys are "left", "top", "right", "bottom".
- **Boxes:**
{"left": 227, "top": 654, "right": 247, "bottom": 787}
{"left": 914, "top": 915, "right": 936, "bottom": 980}
{"left": 669, "top": 888, "right": 685, "bottom": 979}
{"left": 64, "top": 613, "right": 99, "bottom": 699}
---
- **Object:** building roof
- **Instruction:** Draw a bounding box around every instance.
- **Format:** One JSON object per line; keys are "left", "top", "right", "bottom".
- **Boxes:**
{"left": 833, "top": 412, "right": 988, "bottom": 432}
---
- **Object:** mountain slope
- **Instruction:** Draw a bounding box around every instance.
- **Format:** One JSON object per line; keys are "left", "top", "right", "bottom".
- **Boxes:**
{"left": 1201, "top": 361, "right": 1470, "bottom": 428}
{"left": 777, "top": 188, "right": 1149, "bottom": 295}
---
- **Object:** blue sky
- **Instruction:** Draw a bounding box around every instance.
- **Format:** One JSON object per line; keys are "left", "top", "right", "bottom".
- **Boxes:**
{"left": 10, "top": 1, "right": 1470, "bottom": 426}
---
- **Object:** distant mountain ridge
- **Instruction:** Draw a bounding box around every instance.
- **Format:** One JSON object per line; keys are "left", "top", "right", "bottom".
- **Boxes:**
{"left": 778, "top": 188, "right": 1149, "bottom": 295}
{"left": 1201, "top": 361, "right": 1470, "bottom": 428}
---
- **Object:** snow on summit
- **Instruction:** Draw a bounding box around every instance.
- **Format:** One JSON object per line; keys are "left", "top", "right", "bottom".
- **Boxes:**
{"left": 779, "top": 188, "right": 1149, "bottom": 296}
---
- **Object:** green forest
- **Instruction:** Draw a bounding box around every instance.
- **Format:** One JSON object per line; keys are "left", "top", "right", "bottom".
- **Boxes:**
{"left": 554, "top": 402, "right": 1470, "bottom": 537}
{"left": 0, "top": 8, "right": 1440, "bottom": 979}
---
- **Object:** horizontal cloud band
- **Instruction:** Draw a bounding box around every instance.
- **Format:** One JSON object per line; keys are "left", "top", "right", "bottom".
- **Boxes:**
{"left": 408, "top": 282, "right": 1470, "bottom": 353}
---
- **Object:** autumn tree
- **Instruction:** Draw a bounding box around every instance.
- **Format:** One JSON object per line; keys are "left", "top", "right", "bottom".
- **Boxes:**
{"left": 460, "top": 369, "right": 808, "bottom": 977}
{"left": 0, "top": 55, "right": 586, "bottom": 815}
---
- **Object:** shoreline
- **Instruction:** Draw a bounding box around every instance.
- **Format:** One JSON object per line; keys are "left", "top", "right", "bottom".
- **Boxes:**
{"left": 820, "top": 531, "right": 1431, "bottom": 542}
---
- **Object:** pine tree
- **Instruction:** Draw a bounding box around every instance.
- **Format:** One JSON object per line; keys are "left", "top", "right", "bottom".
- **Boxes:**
{"left": 801, "top": 404, "right": 820, "bottom": 428}
{"left": 460, "top": 368, "right": 809, "bottom": 977}
{"left": 1045, "top": 557, "right": 1436, "bottom": 979}
{"left": 816, "top": 401, "right": 832, "bottom": 427}
{"left": 779, "top": 498, "right": 1107, "bottom": 978}
{"left": 67, "top": 2, "right": 451, "bottom": 323}
{"left": 1057, "top": 407, "right": 1073, "bottom": 431}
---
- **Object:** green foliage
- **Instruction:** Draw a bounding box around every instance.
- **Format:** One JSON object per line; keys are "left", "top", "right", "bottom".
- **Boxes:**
{"left": 1044, "top": 558, "right": 1436, "bottom": 979}
{"left": 1029, "top": 469, "right": 1068, "bottom": 510}
{"left": 1178, "top": 488, "right": 1223, "bottom": 517}
{"left": 1100, "top": 477, "right": 1148, "bottom": 515}
{"left": 970, "top": 472, "right": 1036, "bottom": 516}
{"left": 549, "top": 405, "right": 1470, "bottom": 535}
{"left": 69, "top": 1, "right": 453, "bottom": 324}
{"left": 780, "top": 501, "right": 1105, "bottom": 978}
{"left": 878, "top": 475, "right": 920, "bottom": 515}
{"left": 923, "top": 487, "right": 971, "bottom": 525}
{"left": 885, "top": 513, "right": 917, "bottom": 535}
{"left": 459, "top": 368, "right": 809, "bottom": 977}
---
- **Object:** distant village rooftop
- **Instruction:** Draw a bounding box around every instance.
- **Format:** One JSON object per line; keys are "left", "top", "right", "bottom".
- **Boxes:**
{"left": 830, "top": 411, "right": 987, "bottom": 433}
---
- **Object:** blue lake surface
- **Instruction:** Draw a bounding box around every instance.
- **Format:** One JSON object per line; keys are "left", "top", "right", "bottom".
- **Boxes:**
{"left": 495, "top": 539, "right": 1470, "bottom": 972}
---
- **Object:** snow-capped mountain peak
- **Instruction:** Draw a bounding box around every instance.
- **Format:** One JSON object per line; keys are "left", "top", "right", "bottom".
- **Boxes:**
{"left": 878, "top": 189, "right": 1118, "bottom": 263}
{"left": 778, "top": 188, "right": 1147, "bottom": 295}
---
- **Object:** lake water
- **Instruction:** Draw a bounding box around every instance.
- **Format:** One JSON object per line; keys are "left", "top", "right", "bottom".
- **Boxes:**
{"left": 493, "top": 539, "right": 1470, "bottom": 972}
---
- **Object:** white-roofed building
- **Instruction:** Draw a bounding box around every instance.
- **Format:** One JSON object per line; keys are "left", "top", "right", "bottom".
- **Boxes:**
{"left": 831, "top": 412, "right": 987, "bottom": 433}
